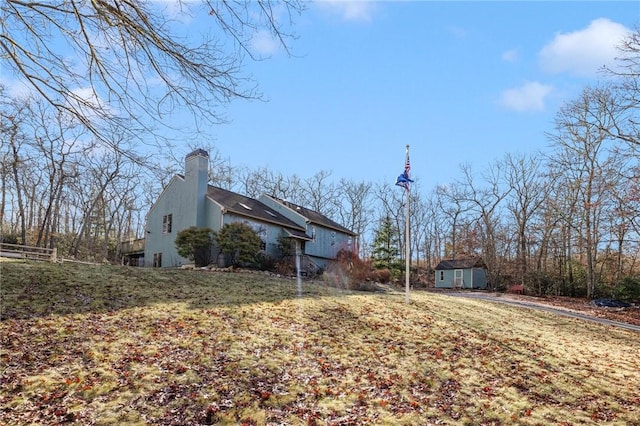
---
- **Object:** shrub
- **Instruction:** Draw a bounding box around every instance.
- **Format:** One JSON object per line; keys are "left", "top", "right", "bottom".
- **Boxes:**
{"left": 174, "top": 227, "right": 215, "bottom": 267}
{"left": 610, "top": 276, "right": 640, "bottom": 302}
{"left": 0, "top": 233, "right": 19, "bottom": 244}
{"left": 373, "top": 269, "right": 392, "bottom": 284}
{"left": 274, "top": 257, "right": 295, "bottom": 276}
{"left": 277, "top": 236, "right": 295, "bottom": 258}
{"left": 253, "top": 252, "right": 277, "bottom": 271}
{"left": 331, "top": 249, "right": 384, "bottom": 291}
{"left": 525, "top": 271, "right": 556, "bottom": 296}
{"left": 217, "top": 222, "right": 262, "bottom": 267}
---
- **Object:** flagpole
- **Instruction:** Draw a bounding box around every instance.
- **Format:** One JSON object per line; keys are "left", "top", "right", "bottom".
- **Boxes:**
{"left": 405, "top": 145, "right": 411, "bottom": 304}
{"left": 295, "top": 240, "right": 302, "bottom": 297}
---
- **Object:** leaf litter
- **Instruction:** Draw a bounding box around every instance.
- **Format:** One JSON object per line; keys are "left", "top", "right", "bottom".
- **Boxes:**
{"left": 1, "top": 260, "right": 639, "bottom": 425}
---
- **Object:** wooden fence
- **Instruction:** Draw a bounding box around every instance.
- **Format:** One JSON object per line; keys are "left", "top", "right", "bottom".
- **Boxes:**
{"left": 0, "top": 243, "right": 57, "bottom": 262}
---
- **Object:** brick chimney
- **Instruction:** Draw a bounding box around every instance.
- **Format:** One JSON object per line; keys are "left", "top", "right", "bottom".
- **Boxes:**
{"left": 185, "top": 149, "right": 209, "bottom": 227}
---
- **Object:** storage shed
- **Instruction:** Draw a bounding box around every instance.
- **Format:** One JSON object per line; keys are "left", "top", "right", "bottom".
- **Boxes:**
{"left": 434, "top": 258, "right": 488, "bottom": 289}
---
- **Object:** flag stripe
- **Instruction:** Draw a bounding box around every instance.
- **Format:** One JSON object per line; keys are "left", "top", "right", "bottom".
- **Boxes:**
{"left": 395, "top": 155, "right": 413, "bottom": 191}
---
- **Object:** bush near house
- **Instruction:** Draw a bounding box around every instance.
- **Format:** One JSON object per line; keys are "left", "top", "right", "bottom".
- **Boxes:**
{"left": 216, "top": 222, "right": 262, "bottom": 267}
{"left": 174, "top": 227, "right": 215, "bottom": 267}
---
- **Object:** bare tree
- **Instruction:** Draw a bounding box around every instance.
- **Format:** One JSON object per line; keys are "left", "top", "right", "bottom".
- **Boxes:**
{"left": 504, "top": 152, "right": 550, "bottom": 289}
{"left": 435, "top": 183, "right": 473, "bottom": 259}
{"left": 69, "top": 146, "right": 130, "bottom": 258}
{"left": 602, "top": 28, "right": 640, "bottom": 146}
{"left": 1, "top": 0, "right": 303, "bottom": 152}
{"left": 604, "top": 166, "right": 640, "bottom": 282}
{"left": 546, "top": 85, "right": 620, "bottom": 298}
{"left": 300, "top": 170, "right": 338, "bottom": 218}
{"left": 424, "top": 189, "right": 448, "bottom": 266}
{"left": 456, "top": 162, "right": 512, "bottom": 289}
{"left": 409, "top": 188, "right": 431, "bottom": 269}
{"left": 1, "top": 96, "right": 30, "bottom": 243}
{"left": 335, "top": 178, "right": 374, "bottom": 258}
{"left": 237, "top": 166, "right": 302, "bottom": 201}
{"left": 23, "top": 101, "right": 86, "bottom": 248}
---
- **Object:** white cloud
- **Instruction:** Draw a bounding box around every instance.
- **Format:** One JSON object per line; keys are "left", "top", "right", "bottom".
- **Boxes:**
{"left": 315, "top": 0, "right": 377, "bottom": 23}
{"left": 68, "top": 87, "right": 113, "bottom": 118}
{"left": 4, "top": 76, "right": 36, "bottom": 100}
{"left": 251, "top": 30, "right": 282, "bottom": 56}
{"left": 499, "top": 81, "right": 554, "bottom": 112}
{"left": 502, "top": 48, "right": 519, "bottom": 63}
{"left": 539, "top": 18, "right": 630, "bottom": 77}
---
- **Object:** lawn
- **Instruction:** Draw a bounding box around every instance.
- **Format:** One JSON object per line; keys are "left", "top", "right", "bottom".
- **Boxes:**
{"left": 1, "top": 260, "right": 639, "bottom": 425}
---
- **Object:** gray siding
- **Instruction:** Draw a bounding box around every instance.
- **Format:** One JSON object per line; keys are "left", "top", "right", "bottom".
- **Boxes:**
{"left": 258, "top": 196, "right": 307, "bottom": 228}
{"left": 305, "top": 225, "right": 354, "bottom": 267}
{"left": 145, "top": 152, "right": 216, "bottom": 267}
{"left": 144, "top": 176, "right": 192, "bottom": 267}
{"left": 472, "top": 268, "right": 488, "bottom": 289}
{"left": 258, "top": 195, "right": 356, "bottom": 269}
{"left": 435, "top": 267, "right": 487, "bottom": 289}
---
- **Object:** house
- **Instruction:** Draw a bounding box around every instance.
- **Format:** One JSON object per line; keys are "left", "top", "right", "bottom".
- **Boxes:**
{"left": 258, "top": 194, "right": 357, "bottom": 270}
{"left": 143, "top": 149, "right": 357, "bottom": 269}
{"left": 434, "top": 258, "right": 488, "bottom": 289}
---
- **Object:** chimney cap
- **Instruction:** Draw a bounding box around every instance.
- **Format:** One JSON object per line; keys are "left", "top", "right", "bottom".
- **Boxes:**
{"left": 186, "top": 148, "right": 209, "bottom": 159}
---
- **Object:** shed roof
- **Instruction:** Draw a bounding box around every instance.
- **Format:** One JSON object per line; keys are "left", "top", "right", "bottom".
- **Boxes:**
{"left": 434, "top": 258, "right": 486, "bottom": 270}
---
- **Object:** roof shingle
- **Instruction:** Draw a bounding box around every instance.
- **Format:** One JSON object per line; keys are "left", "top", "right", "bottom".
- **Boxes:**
{"left": 434, "top": 258, "right": 486, "bottom": 270}
{"left": 206, "top": 186, "right": 307, "bottom": 233}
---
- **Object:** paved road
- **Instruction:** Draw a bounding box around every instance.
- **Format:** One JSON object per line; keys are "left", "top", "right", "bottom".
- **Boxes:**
{"left": 441, "top": 292, "right": 640, "bottom": 333}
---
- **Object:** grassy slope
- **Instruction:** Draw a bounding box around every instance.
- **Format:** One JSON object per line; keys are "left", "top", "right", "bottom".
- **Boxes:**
{"left": 1, "top": 260, "right": 639, "bottom": 425}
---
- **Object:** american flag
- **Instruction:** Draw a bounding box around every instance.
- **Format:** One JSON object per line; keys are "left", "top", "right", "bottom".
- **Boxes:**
{"left": 395, "top": 154, "right": 413, "bottom": 190}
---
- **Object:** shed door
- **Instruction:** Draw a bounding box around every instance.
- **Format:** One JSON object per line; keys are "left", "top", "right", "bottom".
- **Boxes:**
{"left": 454, "top": 269, "right": 463, "bottom": 288}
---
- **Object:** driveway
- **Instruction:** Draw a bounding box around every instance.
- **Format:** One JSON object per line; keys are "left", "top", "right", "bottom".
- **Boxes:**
{"left": 441, "top": 291, "right": 640, "bottom": 333}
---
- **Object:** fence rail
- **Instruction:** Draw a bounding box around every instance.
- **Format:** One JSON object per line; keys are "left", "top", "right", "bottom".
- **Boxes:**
{"left": 0, "top": 243, "right": 57, "bottom": 262}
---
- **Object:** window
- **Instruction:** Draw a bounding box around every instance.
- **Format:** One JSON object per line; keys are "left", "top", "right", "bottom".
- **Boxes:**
{"left": 162, "top": 214, "right": 172, "bottom": 233}
{"left": 153, "top": 252, "right": 162, "bottom": 267}
{"left": 439, "top": 270, "right": 444, "bottom": 281}
{"left": 239, "top": 202, "right": 252, "bottom": 211}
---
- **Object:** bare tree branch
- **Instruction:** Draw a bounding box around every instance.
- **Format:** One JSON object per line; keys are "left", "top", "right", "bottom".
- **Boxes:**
{"left": 1, "top": 0, "right": 303, "bottom": 153}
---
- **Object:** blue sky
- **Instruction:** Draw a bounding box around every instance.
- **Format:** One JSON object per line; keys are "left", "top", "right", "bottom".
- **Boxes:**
{"left": 201, "top": 1, "right": 640, "bottom": 191}
{"left": 4, "top": 1, "right": 639, "bottom": 194}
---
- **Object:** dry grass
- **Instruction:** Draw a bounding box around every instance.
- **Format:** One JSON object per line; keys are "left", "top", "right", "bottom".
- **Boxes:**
{"left": 1, "top": 260, "right": 639, "bottom": 425}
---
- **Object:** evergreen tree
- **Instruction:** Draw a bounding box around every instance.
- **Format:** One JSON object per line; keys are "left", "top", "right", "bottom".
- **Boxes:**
{"left": 371, "top": 216, "right": 400, "bottom": 270}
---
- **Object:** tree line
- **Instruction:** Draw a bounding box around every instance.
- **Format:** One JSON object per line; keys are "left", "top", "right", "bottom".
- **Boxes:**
{"left": 2, "top": 2, "right": 640, "bottom": 299}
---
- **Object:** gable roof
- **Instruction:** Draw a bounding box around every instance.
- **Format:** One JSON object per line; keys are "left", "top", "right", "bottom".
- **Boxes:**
{"left": 266, "top": 196, "right": 357, "bottom": 236}
{"left": 206, "top": 186, "right": 308, "bottom": 233}
{"left": 434, "top": 258, "right": 486, "bottom": 270}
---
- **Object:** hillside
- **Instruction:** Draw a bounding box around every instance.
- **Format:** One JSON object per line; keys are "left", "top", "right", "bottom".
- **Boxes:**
{"left": 1, "top": 260, "right": 639, "bottom": 425}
